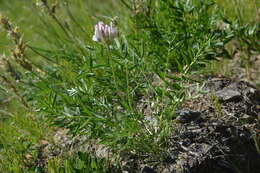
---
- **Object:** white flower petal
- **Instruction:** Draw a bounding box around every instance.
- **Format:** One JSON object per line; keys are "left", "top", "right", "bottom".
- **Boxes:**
{"left": 92, "top": 35, "right": 99, "bottom": 42}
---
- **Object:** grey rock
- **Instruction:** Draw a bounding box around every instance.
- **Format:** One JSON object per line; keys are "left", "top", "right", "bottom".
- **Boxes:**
{"left": 175, "top": 110, "right": 201, "bottom": 123}
{"left": 215, "top": 89, "right": 242, "bottom": 102}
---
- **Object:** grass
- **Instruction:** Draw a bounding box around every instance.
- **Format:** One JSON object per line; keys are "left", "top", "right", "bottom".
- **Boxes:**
{"left": 0, "top": 0, "right": 259, "bottom": 172}
{"left": 216, "top": 0, "right": 259, "bottom": 23}
{"left": 0, "top": 112, "right": 46, "bottom": 172}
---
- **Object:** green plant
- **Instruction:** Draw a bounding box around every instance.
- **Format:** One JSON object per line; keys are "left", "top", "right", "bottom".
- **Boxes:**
{"left": 0, "top": 0, "right": 235, "bottom": 157}
{"left": 46, "top": 152, "right": 120, "bottom": 173}
{"left": 123, "top": 0, "right": 234, "bottom": 73}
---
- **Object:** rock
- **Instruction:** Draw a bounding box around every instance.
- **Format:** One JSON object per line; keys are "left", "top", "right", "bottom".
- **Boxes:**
{"left": 215, "top": 89, "right": 242, "bottom": 102}
{"left": 141, "top": 166, "right": 157, "bottom": 173}
{"left": 175, "top": 110, "right": 201, "bottom": 123}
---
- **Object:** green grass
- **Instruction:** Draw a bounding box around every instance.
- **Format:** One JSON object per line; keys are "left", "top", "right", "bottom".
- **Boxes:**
{"left": 0, "top": 0, "right": 259, "bottom": 172}
{"left": 216, "top": 0, "right": 259, "bottom": 24}
{"left": 0, "top": 112, "right": 46, "bottom": 172}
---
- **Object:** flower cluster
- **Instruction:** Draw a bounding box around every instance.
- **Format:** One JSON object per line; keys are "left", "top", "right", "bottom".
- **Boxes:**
{"left": 92, "top": 21, "right": 118, "bottom": 43}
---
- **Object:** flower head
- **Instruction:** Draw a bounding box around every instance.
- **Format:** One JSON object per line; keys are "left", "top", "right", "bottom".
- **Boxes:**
{"left": 92, "top": 21, "right": 118, "bottom": 43}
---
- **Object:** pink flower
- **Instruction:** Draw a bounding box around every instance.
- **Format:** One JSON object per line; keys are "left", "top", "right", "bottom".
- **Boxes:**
{"left": 92, "top": 21, "right": 118, "bottom": 43}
